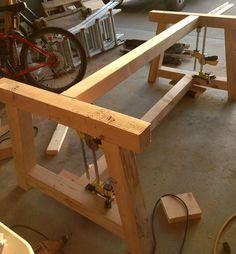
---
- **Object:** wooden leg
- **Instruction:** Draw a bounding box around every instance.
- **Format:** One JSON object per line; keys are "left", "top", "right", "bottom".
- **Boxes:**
{"left": 6, "top": 105, "right": 36, "bottom": 190}
{"left": 103, "top": 142, "right": 153, "bottom": 254}
{"left": 148, "top": 23, "right": 167, "bottom": 84}
{"left": 225, "top": 28, "right": 236, "bottom": 101}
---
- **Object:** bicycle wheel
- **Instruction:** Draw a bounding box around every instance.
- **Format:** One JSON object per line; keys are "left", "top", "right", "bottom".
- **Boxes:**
{"left": 20, "top": 26, "right": 87, "bottom": 93}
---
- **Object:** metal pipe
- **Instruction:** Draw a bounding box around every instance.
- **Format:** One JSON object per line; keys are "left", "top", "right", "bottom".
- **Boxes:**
{"left": 200, "top": 25, "right": 207, "bottom": 73}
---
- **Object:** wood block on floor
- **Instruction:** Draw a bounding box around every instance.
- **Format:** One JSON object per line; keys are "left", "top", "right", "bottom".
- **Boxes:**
{"left": 161, "top": 192, "right": 202, "bottom": 223}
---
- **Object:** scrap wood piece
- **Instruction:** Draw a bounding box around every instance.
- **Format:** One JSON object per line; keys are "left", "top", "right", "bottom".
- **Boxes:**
{"left": 161, "top": 192, "right": 202, "bottom": 223}
{"left": 46, "top": 124, "right": 69, "bottom": 155}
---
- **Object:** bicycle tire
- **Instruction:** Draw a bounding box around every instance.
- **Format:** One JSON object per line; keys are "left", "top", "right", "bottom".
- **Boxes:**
{"left": 20, "top": 26, "right": 87, "bottom": 93}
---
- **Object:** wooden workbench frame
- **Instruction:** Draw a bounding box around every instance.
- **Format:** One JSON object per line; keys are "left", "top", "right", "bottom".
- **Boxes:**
{"left": 0, "top": 4, "right": 236, "bottom": 254}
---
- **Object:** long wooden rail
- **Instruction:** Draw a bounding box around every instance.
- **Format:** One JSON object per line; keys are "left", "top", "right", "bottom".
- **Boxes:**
{"left": 1, "top": 3, "right": 236, "bottom": 254}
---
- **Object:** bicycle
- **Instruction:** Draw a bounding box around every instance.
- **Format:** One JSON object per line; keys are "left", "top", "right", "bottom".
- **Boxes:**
{"left": 0, "top": 1, "right": 87, "bottom": 93}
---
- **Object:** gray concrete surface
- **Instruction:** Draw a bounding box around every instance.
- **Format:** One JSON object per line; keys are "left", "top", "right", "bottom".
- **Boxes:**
{"left": 1, "top": 0, "right": 236, "bottom": 254}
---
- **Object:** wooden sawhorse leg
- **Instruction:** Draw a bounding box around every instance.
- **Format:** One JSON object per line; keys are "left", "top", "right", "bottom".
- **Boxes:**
{"left": 225, "top": 28, "right": 236, "bottom": 101}
{"left": 103, "top": 142, "right": 153, "bottom": 254}
{"left": 6, "top": 106, "right": 36, "bottom": 190}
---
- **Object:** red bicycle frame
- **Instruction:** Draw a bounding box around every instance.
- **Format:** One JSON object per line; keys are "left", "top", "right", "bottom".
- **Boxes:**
{"left": 0, "top": 32, "right": 56, "bottom": 78}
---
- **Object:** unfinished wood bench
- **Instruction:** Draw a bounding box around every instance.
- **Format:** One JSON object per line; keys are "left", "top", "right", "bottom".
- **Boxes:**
{"left": 0, "top": 3, "right": 235, "bottom": 254}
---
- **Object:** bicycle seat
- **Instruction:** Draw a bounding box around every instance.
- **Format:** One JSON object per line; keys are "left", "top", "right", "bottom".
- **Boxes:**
{"left": 0, "top": 2, "right": 26, "bottom": 14}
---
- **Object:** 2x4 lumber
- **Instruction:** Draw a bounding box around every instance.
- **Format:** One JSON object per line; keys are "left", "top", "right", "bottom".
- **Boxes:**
{"left": 208, "top": 2, "right": 234, "bottom": 15}
{"left": 46, "top": 124, "right": 69, "bottom": 155}
{"left": 6, "top": 106, "right": 36, "bottom": 190}
{"left": 225, "top": 28, "right": 236, "bottom": 100}
{"left": 0, "top": 78, "right": 150, "bottom": 152}
{"left": 62, "top": 15, "right": 199, "bottom": 101}
{"left": 27, "top": 164, "right": 124, "bottom": 239}
{"left": 149, "top": 11, "right": 236, "bottom": 29}
{"left": 148, "top": 23, "right": 167, "bottom": 83}
{"left": 158, "top": 66, "right": 227, "bottom": 90}
{"left": 103, "top": 142, "right": 153, "bottom": 254}
{"left": 142, "top": 75, "right": 193, "bottom": 130}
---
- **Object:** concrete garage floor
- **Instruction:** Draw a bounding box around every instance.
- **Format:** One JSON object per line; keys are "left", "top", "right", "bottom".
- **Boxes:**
{"left": 1, "top": 0, "right": 236, "bottom": 253}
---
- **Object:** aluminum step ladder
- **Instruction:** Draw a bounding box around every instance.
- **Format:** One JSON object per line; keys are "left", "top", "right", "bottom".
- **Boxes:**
{"left": 69, "top": 0, "right": 124, "bottom": 58}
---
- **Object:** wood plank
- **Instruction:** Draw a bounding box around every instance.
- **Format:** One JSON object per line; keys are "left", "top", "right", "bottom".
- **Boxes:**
{"left": 46, "top": 124, "right": 69, "bottom": 155}
{"left": 149, "top": 11, "right": 236, "bottom": 28}
{"left": 208, "top": 2, "right": 234, "bottom": 15}
{"left": 6, "top": 106, "right": 36, "bottom": 190}
{"left": 103, "top": 142, "right": 153, "bottom": 254}
{"left": 148, "top": 23, "right": 167, "bottom": 83}
{"left": 142, "top": 75, "right": 193, "bottom": 130}
{"left": 225, "top": 28, "right": 236, "bottom": 100}
{"left": 27, "top": 164, "right": 124, "bottom": 239}
{"left": 0, "top": 78, "right": 150, "bottom": 152}
{"left": 161, "top": 192, "right": 202, "bottom": 223}
{"left": 62, "top": 15, "right": 199, "bottom": 101}
{"left": 158, "top": 66, "right": 227, "bottom": 90}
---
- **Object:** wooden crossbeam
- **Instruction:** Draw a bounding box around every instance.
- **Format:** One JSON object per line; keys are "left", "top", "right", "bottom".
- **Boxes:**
{"left": 62, "top": 15, "right": 199, "bottom": 101}
{"left": 149, "top": 11, "right": 236, "bottom": 28}
{"left": 103, "top": 142, "right": 153, "bottom": 254}
{"left": 142, "top": 75, "right": 193, "bottom": 130}
{"left": 28, "top": 164, "right": 124, "bottom": 238}
{"left": 225, "top": 28, "right": 236, "bottom": 100}
{"left": 6, "top": 105, "right": 36, "bottom": 190}
{"left": 0, "top": 78, "right": 150, "bottom": 152}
